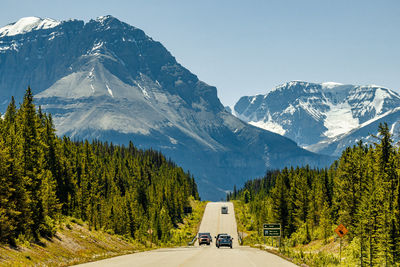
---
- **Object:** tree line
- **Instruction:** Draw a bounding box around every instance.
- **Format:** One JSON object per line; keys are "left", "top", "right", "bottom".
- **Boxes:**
{"left": 0, "top": 87, "right": 199, "bottom": 245}
{"left": 228, "top": 124, "right": 400, "bottom": 266}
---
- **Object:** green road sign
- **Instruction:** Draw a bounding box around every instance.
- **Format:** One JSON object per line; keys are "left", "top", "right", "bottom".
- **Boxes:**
{"left": 263, "top": 229, "right": 281, "bottom": 237}
{"left": 263, "top": 223, "right": 280, "bottom": 229}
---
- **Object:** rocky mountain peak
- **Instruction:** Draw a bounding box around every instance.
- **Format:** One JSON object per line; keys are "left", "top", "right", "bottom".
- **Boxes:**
{"left": 234, "top": 81, "right": 400, "bottom": 148}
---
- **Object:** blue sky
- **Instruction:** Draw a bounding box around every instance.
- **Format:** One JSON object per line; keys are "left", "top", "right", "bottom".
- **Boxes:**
{"left": 1, "top": 0, "right": 399, "bottom": 107}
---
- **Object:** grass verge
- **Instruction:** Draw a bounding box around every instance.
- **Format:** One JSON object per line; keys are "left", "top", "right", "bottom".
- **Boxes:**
{"left": 169, "top": 198, "right": 208, "bottom": 246}
{"left": 0, "top": 217, "right": 145, "bottom": 267}
{"left": 0, "top": 198, "right": 207, "bottom": 266}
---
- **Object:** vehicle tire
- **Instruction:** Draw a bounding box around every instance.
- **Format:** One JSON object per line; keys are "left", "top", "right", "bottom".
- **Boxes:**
{"left": 230, "top": 245, "right": 232, "bottom": 249}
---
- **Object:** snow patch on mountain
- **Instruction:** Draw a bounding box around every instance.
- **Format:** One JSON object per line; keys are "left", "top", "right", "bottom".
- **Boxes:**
{"left": 284, "top": 104, "right": 296, "bottom": 115}
{"left": 136, "top": 81, "right": 150, "bottom": 99}
{"left": 298, "top": 99, "right": 324, "bottom": 121}
{"left": 90, "top": 42, "right": 104, "bottom": 54}
{"left": 373, "top": 88, "right": 391, "bottom": 114}
{"left": 324, "top": 101, "right": 359, "bottom": 138}
{"left": 96, "top": 16, "right": 112, "bottom": 23}
{"left": 106, "top": 84, "right": 113, "bottom": 97}
{"left": 249, "top": 120, "right": 286, "bottom": 135}
{"left": 390, "top": 121, "right": 399, "bottom": 134}
{"left": 321, "top": 82, "right": 343, "bottom": 89}
{"left": 0, "top": 17, "right": 60, "bottom": 37}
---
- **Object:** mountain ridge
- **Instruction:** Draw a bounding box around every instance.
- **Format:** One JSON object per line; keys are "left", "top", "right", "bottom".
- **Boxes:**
{"left": 234, "top": 81, "right": 400, "bottom": 156}
{"left": 0, "top": 16, "right": 333, "bottom": 199}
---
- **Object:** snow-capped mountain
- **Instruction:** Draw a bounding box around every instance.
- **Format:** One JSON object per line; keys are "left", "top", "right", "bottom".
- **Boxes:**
{"left": 0, "top": 16, "right": 332, "bottom": 200}
{"left": 234, "top": 81, "right": 400, "bottom": 156}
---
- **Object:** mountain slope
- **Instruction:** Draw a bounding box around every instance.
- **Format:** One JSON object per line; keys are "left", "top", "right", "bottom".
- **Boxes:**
{"left": 306, "top": 107, "right": 400, "bottom": 156}
{"left": 0, "top": 16, "right": 332, "bottom": 199}
{"left": 234, "top": 81, "right": 400, "bottom": 155}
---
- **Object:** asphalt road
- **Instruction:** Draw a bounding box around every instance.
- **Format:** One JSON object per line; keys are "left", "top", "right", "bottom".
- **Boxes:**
{"left": 195, "top": 202, "right": 238, "bottom": 247}
{"left": 75, "top": 202, "right": 296, "bottom": 267}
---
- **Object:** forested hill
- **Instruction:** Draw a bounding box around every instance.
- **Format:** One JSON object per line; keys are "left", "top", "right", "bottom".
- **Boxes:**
{"left": 228, "top": 123, "right": 400, "bottom": 265}
{"left": 0, "top": 87, "right": 199, "bottom": 245}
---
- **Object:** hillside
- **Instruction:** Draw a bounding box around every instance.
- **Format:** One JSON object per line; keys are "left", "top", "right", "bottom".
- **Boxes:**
{"left": 0, "top": 218, "right": 142, "bottom": 266}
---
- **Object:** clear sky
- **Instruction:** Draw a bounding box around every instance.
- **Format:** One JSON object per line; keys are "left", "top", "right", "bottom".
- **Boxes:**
{"left": 1, "top": 0, "right": 399, "bottom": 107}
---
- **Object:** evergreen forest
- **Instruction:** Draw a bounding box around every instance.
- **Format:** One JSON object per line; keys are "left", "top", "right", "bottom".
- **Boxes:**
{"left": 228, "top": 124, "right": 400, "bottom": 266}
{"left": 0, "top": 87, "right": 199, "bottom": 246}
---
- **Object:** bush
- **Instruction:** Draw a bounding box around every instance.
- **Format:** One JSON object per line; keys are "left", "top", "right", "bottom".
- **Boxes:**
{"left": 105, "top": 228, "right": 115, "bottom": 235}
{"left": 39, "top": 216, "right": 57, "bottom": 237}
{"left": 15, "top": 234, "right": 32, "bottom": 248}
{"left": 71, "top": 218, "right": 84, "bottom": 226}
{"left": 288, "top": 223, "right": 310, "bottom": 246}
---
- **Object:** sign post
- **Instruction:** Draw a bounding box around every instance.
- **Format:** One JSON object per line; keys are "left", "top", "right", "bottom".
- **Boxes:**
{"left": 263, "top": 223, "right": 281, "bottom": 247}
{"left": 148, "top": 228, "right": 153, "bottom": 247}
{"left": 335, "top": 224, "right": 348, "bottom": 263}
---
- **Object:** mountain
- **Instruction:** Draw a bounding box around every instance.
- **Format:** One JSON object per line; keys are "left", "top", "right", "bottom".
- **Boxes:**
{"left": 234, "top": 81, "right": 400, "bottom": 156}
{"left": 0, "top": 16, "right": 332, "bottom": 199}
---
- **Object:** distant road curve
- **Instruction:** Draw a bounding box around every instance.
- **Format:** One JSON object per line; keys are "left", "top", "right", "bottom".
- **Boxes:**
{"left": 74, "top": 202, "right": 296, "bottom": 267}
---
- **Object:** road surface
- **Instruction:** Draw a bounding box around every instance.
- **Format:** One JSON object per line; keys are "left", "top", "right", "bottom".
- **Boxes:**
{"left": 75, "top": 202, "right": 296, "bottom": 267}
{"left": 195, "top": 202, "right": 238, "bottom": 247}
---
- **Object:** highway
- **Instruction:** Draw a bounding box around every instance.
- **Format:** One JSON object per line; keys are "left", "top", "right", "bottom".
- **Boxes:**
{"left": 75, "top": 202, "right": 296, "bottom": 267}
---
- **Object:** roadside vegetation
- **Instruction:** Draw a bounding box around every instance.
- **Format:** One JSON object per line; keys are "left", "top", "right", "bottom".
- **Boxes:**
{"left": 230, "top": 123, "right": 400, "bottom": 266}
{"left": 0, "top": 88, "right": 203, "bottom": 265}
{"left": 0, "top": 217, "right": 143, "bottom": 266}
{"left": 0, "top": 200, "right": 206, "bottom": 266}
{"left": 169, "top": 199, "right": 207, "bottom": 246}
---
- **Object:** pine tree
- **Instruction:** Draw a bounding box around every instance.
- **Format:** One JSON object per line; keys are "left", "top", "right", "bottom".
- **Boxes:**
{"left": 0, "top": 136, "right": 15, "bottom": 243}
{"left": 374, "top": 123, "right": 399, "bottom": 264}
{"left": 270, "top": 170, "right": 289, "bottom": 237}
{"left": 40, "top": 170, "right": 60, "bottom": 219}
{"left": 3, "top": 97, "right": 31, "bottom": 242}
{"left": 334, "top": 142, "right": 366, "bottom": 239}
{"left": 17, "top": 87, "right": 45, "bottom": 239}
{"left": 319, "top": 200, "right": 331, "bottom": 243}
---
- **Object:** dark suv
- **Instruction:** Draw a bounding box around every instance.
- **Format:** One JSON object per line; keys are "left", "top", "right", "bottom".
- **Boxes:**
{"left": 215, "top": 234, "right": 233, "bottom": 248}
{"left": 214, "top": 233, "right": 227, "bottom": 247}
